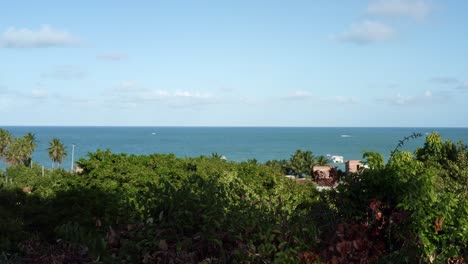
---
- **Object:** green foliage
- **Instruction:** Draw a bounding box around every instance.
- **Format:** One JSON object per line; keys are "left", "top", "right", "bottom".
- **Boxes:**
{"left": 362, "top": 151, "right": 384, "bottom": 170}
{"left": 0, "top": 129, "right": 37, "bottom": 167}
{"left": 289, "top": 149, "right": 316, "bottom": 177}
{"left": 0, "top": 128, "right": 12, "bottom": 161}
{"left": 0, "top": 133, "right": 467, "bottom": 262}
{"left": 336, "top": 133, "right": 468, "bottom": 262}
{"left": 1, "top": 149, "right": 327, "bottom": 262}
{"left": 48, "top": 138, "right": 67, "bottom": 168}
{"left": 315, "top": 155, "right": 329, "bottom": 166}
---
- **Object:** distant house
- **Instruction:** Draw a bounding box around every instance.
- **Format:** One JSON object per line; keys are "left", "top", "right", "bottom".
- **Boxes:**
{"left": 345, "top": 160, "right": 365, "bottom": 175}
{"left": 312, "top": 165, "right": 334, "bottom": 179}
{"left": 312, "top": 165, "right": 338, "bottom": 187}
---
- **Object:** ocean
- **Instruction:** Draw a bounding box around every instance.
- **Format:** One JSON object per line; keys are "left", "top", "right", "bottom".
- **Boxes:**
{"left": 1, "top": 127, "right": 468, "bottom": 170}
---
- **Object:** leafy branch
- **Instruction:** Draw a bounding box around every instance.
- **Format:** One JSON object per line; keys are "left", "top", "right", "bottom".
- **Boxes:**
{"left": 390, "top": 132, "right": 423, "bottom": 159}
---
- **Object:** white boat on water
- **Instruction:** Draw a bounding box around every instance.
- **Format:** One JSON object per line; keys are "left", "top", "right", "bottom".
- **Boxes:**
{"left": 326, "top": 154, "right": 344, "bottom": 163}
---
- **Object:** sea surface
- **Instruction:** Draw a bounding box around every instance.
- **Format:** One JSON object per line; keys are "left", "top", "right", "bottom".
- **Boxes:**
{"left": 1, "top": 127, "right": 468, "bottom": 170}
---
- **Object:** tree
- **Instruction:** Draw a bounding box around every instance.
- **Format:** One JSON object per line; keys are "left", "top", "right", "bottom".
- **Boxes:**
{"left": 4, "top": 137, "right": 28, "bottom": 166}
{"left": 265, "top": 159, "right": 291, "bottom": 175}
{"left": 4, "top": 133, "right": 37, "bottom": 167}
{"left": 289, "top": 150, "right": 315, "bottom": 177}
{"left": 48, "top": 138, "right": 67, "bottom": 168}
{"left": 415, "top": 132, "right": 460, "bottom": 166}
{"left": 23, "top": 132, "right": 37, "bottom": 167}
{"left": 362, "top": 151, "right": 384, "bottom": 170}
{"left": 0, "top": 128, "right": 12, "bottom": 162}
{"left": 316, "top": 155, "right": 329, "bottom": 166}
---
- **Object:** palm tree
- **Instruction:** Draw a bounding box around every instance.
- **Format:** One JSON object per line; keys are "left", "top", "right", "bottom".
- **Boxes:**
{"left": 316, "top": 155, "right": 330, "bottom": 166}
{"left": 289, "top": 150, "right": 316, "bottom": 177}
{"left": 5, "top": 137, "right": 28, "bottom": 166}
{"left": 0, "top": 128, "right": 12, "bottom": 162}
{"left": 23, "top": 132, "right": 36, "bottom": 167}
{"left": 48, "top": 138, "right": 67, "bottom": 168}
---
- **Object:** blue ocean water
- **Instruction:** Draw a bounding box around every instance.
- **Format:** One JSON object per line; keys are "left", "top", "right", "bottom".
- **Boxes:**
{"left": 1, "top": 127, "right": 468, "bottom": 169}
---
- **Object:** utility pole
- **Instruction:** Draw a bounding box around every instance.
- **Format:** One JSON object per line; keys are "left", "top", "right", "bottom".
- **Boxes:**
{"left": 71, "top": 143, "right": 75, "bottom": 173}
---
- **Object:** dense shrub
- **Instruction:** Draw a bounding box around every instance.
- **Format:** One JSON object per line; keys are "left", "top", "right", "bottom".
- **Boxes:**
{"left": 0, "top": 133, "right": 467, "bottom": 263}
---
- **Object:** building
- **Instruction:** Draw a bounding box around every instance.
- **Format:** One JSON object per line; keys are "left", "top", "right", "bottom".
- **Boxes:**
{"left": 345, "top": 160, "right": 364, "bottom": 175}
{"left": 312, "top": 165, "right": 334, "bottom": 179}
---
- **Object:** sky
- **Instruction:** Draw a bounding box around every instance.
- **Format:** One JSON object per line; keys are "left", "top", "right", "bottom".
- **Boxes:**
{"left": 1, "top": 0, "right": 467, "bottom": 127}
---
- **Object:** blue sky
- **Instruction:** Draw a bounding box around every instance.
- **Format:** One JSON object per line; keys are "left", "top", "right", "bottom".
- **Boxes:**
{"left": 1, "top": 0, "right": 467, "bottom": 127}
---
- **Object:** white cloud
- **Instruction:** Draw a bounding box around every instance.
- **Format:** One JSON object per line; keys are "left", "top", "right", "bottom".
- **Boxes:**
{"left": 30, "top": 89, "right": 48, "bottom": 99}
{"left": 430, "top": 76, "right": 459, "bottom": 84}
{"left": 97, "top": 52, "right": 128, "bottom": 61}
{"left": 457, "top": 82, "right": 468, "bottom": 90}
{"left": 384, "top": 89, "right": 448, "bottom": 106}
{"left": 1, "top": 25, "right": 81, "bottom": 48}
{"left": 337, "top": 20, "right": 396, "bottom": 44}
{"left": 41, "top": 65, "right": 86, "bottom": 80}
{"left": 427, "top": 77, "right": 468, "bottom": 91}
{"left": 108, "top": 81, "right": 216, "bottom": 108}
{"left": 280, "top": 90, "right": 360, "bottom": 106}
{"left": 367, "top": 0, "right": 431, "bottom": 21}
{"left": 282, "top": 90, "right": 314, "bottom": 100}
{"left": 0, "top": 96, "right": 13, "bottom": 111}
{"left": 392, "top": 93, "right": 412, "bottom": 105}
{"left": 174, "top": 90, "right": 212, "bottom": 98}
{"left": 114, "top": 80, "right": 141, "bottom": 92}
{"left": 335, "top": 96, "right": 359, "bottom": 104}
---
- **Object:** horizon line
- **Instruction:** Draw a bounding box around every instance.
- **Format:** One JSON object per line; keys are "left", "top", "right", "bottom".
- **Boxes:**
{"left": 2, "top": 125, "right": 468, "bottom": 129}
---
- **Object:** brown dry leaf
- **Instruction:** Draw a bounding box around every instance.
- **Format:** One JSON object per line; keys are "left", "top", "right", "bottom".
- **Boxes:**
{"left": 106, "top": 226, "right": 120, "bottom": 248}
{"left": 331, "top": 256, "right": 339, "bottom": 264}
{"left": 352, "top": 239, "right": 360, "bottom": 250}
{"left": 94, "top": 218, "right": 102, "bottom": 227}
{"left": 369, "top": 199, "right": 381, "bottom": 211}
{"left": 434, "top": 215, "right": 444, "bottom": 233}
{"left": 159, "top": 239, "right": 168, "bottom": 251}
{"left": 375, "top": 211, "right": 382, "bottom": 220}
{"left": 336, "top": 241, "right": 347, "bottom": 256}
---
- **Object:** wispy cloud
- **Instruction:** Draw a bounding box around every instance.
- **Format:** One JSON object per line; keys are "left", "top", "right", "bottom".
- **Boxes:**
{"left": 107, "top": 80, "right": 217, "bottom": 108}
{"left": 281, "top": 90, "right": 314, "bottom": 100}
{"left": 0, "top": 96, "right": 13, "bottom": 111}
{"left": 337, "top": 20, "right": 396, "bottom": 44}
{"left": 429, "top": 76, "right": 460, "bottom": 84}
{"left": 0, "top": 86, "right": 13, "bottom": 110}
{"left": 96, "top": 52, "right": 128, "bottom": 61}
{"left": 280, "top": 90, "right": 359, "bottom": 106}
{"left": 429, "top": 77, "right": 468, "bottom": 91}
{"left": 383, "top": 89, "right": 449, "bottom": 106}
{"left": 0, "top": 24, "right": 81, "bottom": 48}
{"left": 0, "top": 86, "right": 49, "bottom": 111}
{"left": 41, "top": 65, "right": 86, "bottom": 80}
{"left": 30, "top": 89, "right": 49, "bottom": 99}
{"left": 335, "top": 96, "right": 359, "bottom": 105}
{"left": 367, "top": 0, "right": 431, "bottom": 21}
{"left": 457, "top": 82, "right": 468, "bottom": 90}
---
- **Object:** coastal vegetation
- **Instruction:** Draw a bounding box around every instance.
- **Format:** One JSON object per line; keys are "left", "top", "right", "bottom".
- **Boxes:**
{"left": 0, "top": 127, "right": 466, "bottom": 263}
{"left": 48, "top": 138, "right": 67, "bottom": 169}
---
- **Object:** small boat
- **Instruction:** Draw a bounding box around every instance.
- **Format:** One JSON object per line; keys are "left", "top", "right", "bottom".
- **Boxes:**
{"left": 152, "top": 132, "right": 156, "bottom": 135}
{"left": 326, "top": 154, "right": 344, "bottom": 163}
